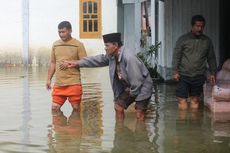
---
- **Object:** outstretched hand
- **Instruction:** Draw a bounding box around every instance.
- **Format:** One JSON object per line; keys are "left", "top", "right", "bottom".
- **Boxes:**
{"left": 46, "top": 80, "right": 52, "bottom": 90}
{"left": 172, "top": 72, "right": 180, "bottom": 81}
{"left": 208, "top": 74, "right": 216, "bottom": 85}
{"left": 59, "top": 61, "right": 79, "bottom": 70}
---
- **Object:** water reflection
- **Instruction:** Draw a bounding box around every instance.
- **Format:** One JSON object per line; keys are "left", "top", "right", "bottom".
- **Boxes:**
{"left": 21, "top": 66, "right": 31, "bottom": 152}
{"left": 209, "top": 112, "right": 230, "bottom": 140}
{"left": 155, "top": 84, "right": 230, "bottom": 153}
{"left": 0, "top": 67, "right": 230, "bottom": 153}
{"left": 48, "top": 110, "right": 82, "bottom": 153}
{"left": 80, "top": 83, "right": 104, "bottom": 152}
{"left": 173, "top": 110, "right": 207, "bottom": 153}
{"left": 112, "top": 119, "right": 154, "bottom": 153}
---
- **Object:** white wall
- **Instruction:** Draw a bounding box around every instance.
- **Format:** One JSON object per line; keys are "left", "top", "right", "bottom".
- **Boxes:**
{"left": 29, "top": 0, "right": 117, "bottom": 56}
{"left": 83, "top": 0, "right": 118, "bottom": 55}
{"left": 123, "top": 1, "right": 142, "bottom": 54}
{"left": 157, "top": 1, "right": 166, "bottom": 78}
{"left": 150, "top": 0, "right": 155, "bottom": 45}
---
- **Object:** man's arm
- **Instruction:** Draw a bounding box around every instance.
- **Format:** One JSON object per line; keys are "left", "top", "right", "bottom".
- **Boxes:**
{"left": 172, "top": 37, "right": 183, "bottom": 81}
{"left": 46, "top": 46, "right": 56, "bottom": 89}
{"left": 207, "top": 40, "right": 217, "bottom": 84}
{"left": 46, "top": 62, "right": 56, "bottom": 90}
{"left": 78, "top": 42, "right": 87, "bottom": 59}
{"left": 60, "top": 54, "right": 110, "bottom": 70}
{"left": 78, "top": 54, "right": 109, "bottom": 67}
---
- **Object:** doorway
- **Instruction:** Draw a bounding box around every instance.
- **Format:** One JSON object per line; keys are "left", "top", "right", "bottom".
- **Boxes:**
{"left": 219, "top": 0, "right": 230, "bottom": 68}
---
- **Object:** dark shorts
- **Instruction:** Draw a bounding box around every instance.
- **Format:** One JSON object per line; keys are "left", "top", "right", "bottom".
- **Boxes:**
{"left": 115, "top": 91, "right": 151, "bottom": 111}
{"left": 176, "top": 75, "right": 206, "bottom": 98}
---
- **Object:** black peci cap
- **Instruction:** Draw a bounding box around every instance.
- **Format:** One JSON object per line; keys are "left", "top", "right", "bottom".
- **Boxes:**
{"left": 103, "top": 33, "right": 121, "bottom": 43}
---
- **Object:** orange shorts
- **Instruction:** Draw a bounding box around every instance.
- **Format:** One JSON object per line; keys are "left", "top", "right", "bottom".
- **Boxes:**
{"left": 52, "top": 84, "right": 82, "bottom": 106}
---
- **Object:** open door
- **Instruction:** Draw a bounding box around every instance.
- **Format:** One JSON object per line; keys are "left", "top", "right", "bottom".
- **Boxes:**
{"left": 219, "top": 0, "right": 230, "bottom": 69}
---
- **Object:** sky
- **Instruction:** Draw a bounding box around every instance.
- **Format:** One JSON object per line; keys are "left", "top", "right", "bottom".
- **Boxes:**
{"left": 0, "top": 0, "right": 78, "bottom": 48}
{"left": 0, "top": 0, "right": 22, "bottom": 47}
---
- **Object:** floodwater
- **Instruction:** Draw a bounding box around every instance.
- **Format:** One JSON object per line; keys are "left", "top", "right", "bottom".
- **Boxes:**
{"left": 0, "top": 66, "right": 230, "bottom": 153}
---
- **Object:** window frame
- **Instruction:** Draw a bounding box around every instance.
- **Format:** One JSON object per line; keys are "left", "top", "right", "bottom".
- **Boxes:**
{"left": 79, "top": 0, "right": 101, "bottom": 38}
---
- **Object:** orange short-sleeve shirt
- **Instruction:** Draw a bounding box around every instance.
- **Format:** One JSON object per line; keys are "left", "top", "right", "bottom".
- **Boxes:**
{"left": 51, "top": 38, "right": 87, "bottom": 86}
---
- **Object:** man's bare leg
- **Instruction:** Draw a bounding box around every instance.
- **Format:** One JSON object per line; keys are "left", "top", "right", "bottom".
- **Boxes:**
{"left": 114, "top": 104, "right": 125, "bottom": 121}
{"left": 72, "top": 103, "right": 80, "bottom": 112}
{"left": 136, "top": 110, "right": 145, "bottom": 121}
{"left": 190, "top": 96, "right": 199, "bottom": 110}
{"left": 177, "top": 97, "right": 188, "bottom": 110}
{"left": 52, "top": 102, "right": 61, "bottom": 111}
{"left": 178, "top": 109, "right": 188, "bottom": 121}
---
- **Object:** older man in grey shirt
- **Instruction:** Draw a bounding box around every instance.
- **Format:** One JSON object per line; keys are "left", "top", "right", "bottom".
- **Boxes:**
{"left": 61, "top": 33, "right": 153, "bottom": 121}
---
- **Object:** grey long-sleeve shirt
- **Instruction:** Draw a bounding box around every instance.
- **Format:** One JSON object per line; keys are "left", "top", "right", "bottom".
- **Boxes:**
{"left": 78, "top": 46, "right": 153, "bottom": 101}
{"left": 172, "top": 32, "right": 217, "bottom": 77}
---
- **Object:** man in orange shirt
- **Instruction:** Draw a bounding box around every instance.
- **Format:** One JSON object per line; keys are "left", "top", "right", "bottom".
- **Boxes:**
{"left": 46, "top": 21, "right": 87, "bottom": 111}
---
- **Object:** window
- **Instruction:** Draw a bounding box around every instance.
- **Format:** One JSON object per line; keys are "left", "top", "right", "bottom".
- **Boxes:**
{"left": 80, "top": 0, "right": 101, "bottom": 38}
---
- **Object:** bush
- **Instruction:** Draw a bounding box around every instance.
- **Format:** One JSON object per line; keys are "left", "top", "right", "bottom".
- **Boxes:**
{"left": 137, "top": 42, "right": 162, "bottom": 79}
